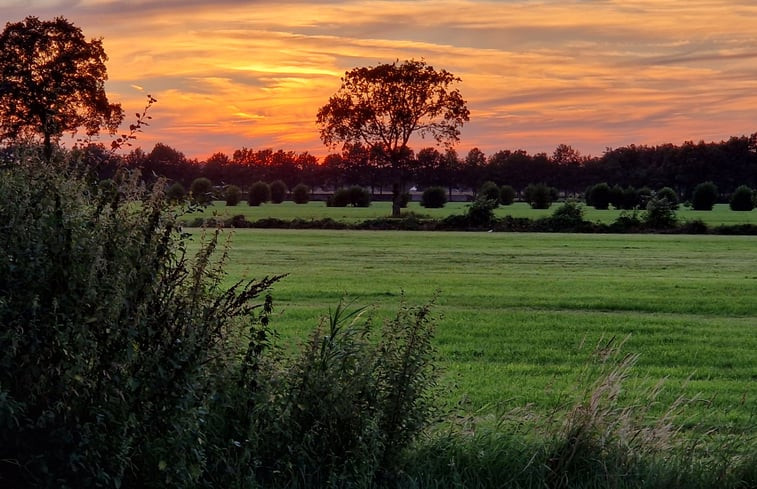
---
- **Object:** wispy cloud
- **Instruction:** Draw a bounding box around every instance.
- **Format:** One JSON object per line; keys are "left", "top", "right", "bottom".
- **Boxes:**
{"left": 2, "top": 0, "right": 757, "bottom": 158}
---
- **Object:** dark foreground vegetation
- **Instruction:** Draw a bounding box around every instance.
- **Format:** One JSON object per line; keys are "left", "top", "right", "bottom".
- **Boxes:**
{"left": 2, "top": 148, "right": 755, "bottom": 489}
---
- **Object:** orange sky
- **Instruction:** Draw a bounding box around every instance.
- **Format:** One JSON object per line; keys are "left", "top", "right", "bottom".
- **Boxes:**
{"left": 3, "top": 1, "right": 757, "bottom": 160}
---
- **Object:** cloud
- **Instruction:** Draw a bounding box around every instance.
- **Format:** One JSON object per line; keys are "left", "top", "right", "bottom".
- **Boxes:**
{"left": 2, "top": 0, "right": 757, "bottom": 158}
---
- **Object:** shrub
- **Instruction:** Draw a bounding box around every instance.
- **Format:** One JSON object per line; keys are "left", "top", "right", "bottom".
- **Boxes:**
{"left": 328, "top": 186, "right": 371, "bottom": 207}
{"left": 292, "top": 183, "right": 310, "bottom": 204}
{"left": 190, "top": 176, "right": 213, "bottom": 204}
{"left": 499, "top": 185, "right": 516, "bottom": 206}
{"left": 250, "top": 300, "right": 439, "bottom": 486}
{"left": 225, "top": 184, "right": 242, "bottom": 206}
{"left": 270, "top": 179, "right": 288, "bottom": 204}
{"left": 166, "top": 181, "right": 186, "bottom": 202}
{"left": 656, "top": 186, "right": 679, "bottom": 210}
{"left": 466, "top": 196, "right": 497, "bottom": 227}
{"left": 421, "top": 186, "right": 448, "bottom": 208}
{"left": 0, "top": 154, "right": 280, "bottom": 488}
{"left": 478, "top": 181, "right": 500, "bottom": 205}
{"left": 547, "top": 201, "right": 586, "bottom": 230}
{"left": 524, "top": 183, "right": 556, "bottom": 209}
{"left": 692, "top": 181, "right": 718, "bottom": 210}
{"left": 621, "top": 185, "right": 639, "bottom": 209}
{"left": 587, "top": 183, "right": 611, "bottom": 210}
{"left": 608, "top": 184, "right": 625, "bottom": 209}
{"left": 248, "top": 180, "right": 271, "bottom": 206}
{"left": 644, "top": 196, "right": 677, "bottom": 229}
{"left": 636, "top": 186, "right": 653, "bottom": 207}
{"left": 729, "top": 185, "right": 754, "bottom": 211}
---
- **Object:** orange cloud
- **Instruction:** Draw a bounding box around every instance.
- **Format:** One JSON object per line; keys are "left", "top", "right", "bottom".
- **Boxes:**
{"left": 2, "top": 0, "right": 757, "bottom": 159}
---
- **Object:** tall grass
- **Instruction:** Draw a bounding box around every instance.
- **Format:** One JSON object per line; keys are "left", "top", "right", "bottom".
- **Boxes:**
{"left": 401, "top": 337, "right": 756, "bottom": 489}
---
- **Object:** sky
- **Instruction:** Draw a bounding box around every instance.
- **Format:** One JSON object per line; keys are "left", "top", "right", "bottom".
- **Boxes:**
{"left": 2, "top": 0, "right": 757, "bottom": 160}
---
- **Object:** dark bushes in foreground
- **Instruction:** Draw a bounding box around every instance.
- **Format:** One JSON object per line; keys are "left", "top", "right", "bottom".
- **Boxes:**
{"left": 0, "top": 152, "right": 438, "bottom": 488}
{"left": 207, "top": 202, "right": 757, "bottom": 235}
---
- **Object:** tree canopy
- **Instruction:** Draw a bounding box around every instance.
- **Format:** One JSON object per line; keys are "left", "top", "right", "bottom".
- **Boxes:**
{"left": 317, "top": 59, "right": 469, "bottom": 216}
{"left": 0, "top": 16, "right": 123, "bottom": 159}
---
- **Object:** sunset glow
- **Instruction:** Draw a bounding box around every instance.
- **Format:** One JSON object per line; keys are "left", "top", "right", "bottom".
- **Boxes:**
{"left": 3, "top": 0, "right": 757, "bottom": 159}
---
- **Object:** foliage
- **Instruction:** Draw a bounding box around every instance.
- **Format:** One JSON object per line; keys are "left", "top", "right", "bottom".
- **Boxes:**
{"left": 543, "top": 201, "right": 587, "bottom": 231}
{"left": 248, "top": 180, "right": 271, "bottom": 206}
{"left": 657, "top": 186, "right": 679, "bottom": 210}
{"left": 189, "top": 176, "right": 213, "bottom": 204}
{"left": 465, "top": 197, "right": 497, "bottom": 227}
{"left": 250, "top": 300, "right": 439, "bottom": 486}
{"left": 270, "top": 179, "right": 288, "bottom": 204}
{"left": 499, "top": 184, "right": 516, "bottom": 205}
{"left": 0, "top": 152, "right": 281, "bottom": 488}
{"left": 692, "top": 181, "right": 719, "bottom": 211}
{"left": 166, "top": 181, "right": 186, "bottom": 202}
{"left": 224, "top": 184, "right": 242, "bottom": 206}
{"left": 524, "top": 183, "right": 557, "bottom": 209}
{"left": 317, "top": 59, "right": 469, "bottom": 217}
{"left": 729, "top": 185, "right": 754, "bottom": 211}
{"left": 587, "top": 182, "right": 611, "bottom": 209}
{"left": 644, "top": 196, "right": 678, "bottom": 229}
{"left": 328, "top": 186, "right": 372, "bottom": 207}
{"left": 421, "top": 186, "right": 447, "bottom": 208}
{"left": 0, "top": 16, "right": 124, "bottom": 160}
{"left": 478, "top": 181, "right": 500, "bottom": 205}
{"left": 292, "top": 183, "right": 310, "bottom": 204}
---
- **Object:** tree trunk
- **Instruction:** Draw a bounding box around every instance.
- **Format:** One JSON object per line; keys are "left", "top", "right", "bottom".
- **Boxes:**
{"left": 392, "top": 181, "right": 402, "bottom": 218}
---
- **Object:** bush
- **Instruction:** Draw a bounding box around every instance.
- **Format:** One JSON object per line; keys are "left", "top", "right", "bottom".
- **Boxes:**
{"left": 421, "top": 186, "right": 448, "bottom": 208}
{"left": 166, "top": 181, "right": 186, "bottom": 202}
{"left": 292, "top": 183, "right": 310, "bottom": 204}
{"left": 225, "top": 184, "right": 242, "bottom": 206}
{"left": 644, "top": 196, "right": 677, "bottom": 229}
{"left": 466, "top": 197, "right": 497, "bottom": 227}
{"left": 547, "top": 201, "right": 586, "bottom": 230}
{"left": 729, "top": 185, "right": 754, "bottom": 211}
{"left": 190, "top": 176, "right": 213, "bottom": 204}
{"left": 248, "top": 180, "right": 271, "bottom": 206}
{"left": 249, "top": 300, "right": 439, "bottom": 486}
{"left": 692, "top": 181, "right": 718, "bottom": 210}
{"left": 499, "top": 185, "right": 516, "bottom": 205}
{"left": 524, "top": 183, "right": 556, "bottom": 209}
{"left": 478, "top": 181, "right": 500, "bottom": 205}
{"left": 328, "top": 186, "right": 371, "bottom": 207}
{"left": 270, "top": 179, "right": 288, "bottom": 204}
{"left": 587, "top": 183, "right": 611, "bottom": 209}
{"left": 656, "top": 186, "right": 679, "bottom": 210}
{"left": 0, "top": 154, "right": 280, "bottom": 488}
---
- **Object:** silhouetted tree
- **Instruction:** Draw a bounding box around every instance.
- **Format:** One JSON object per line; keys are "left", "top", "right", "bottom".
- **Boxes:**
{"left": 0, "top": 16, "right": 123, "bottom": 160}
{"left": 317, "top": 59, "right": 469, "bottom": 217}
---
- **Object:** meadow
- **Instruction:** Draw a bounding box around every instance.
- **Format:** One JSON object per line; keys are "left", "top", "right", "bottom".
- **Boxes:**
{"left": 205, "top": 229, "right": 757, "bottom": 433}
{"left": 184, "top": 200, "right": 757, "bottom": 226}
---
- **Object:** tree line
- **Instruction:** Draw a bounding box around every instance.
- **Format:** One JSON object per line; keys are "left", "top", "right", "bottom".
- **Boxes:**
{"left": 79, "top": 134, "right": 757, "bottom": 203}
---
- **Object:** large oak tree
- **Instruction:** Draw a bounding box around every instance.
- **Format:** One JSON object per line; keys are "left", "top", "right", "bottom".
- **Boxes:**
{"left": 317, "top": 59, "right": 469, "bottom": 217}
{"left": 0, "top": 16, "right": 123, "bottom": 160}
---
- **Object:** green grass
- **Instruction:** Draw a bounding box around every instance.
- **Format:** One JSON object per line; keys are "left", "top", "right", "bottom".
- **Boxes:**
{"left": 184, "top": 201, "right": 757, "bottom": 226}
{"left": 202, "top": 229, "right": 757, "bottom": 434}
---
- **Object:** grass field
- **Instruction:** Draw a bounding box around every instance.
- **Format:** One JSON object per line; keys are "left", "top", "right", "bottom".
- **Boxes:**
{"left": 201, "top": 229, "right": 757, "bottom": 433}
{"left": 184, "top": 201, "right": 757, "bottom": 226}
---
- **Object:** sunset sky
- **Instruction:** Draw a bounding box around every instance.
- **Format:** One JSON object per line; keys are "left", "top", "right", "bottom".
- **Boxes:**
{"left": 3, "top": 0, "right": 757, "bottom": 160}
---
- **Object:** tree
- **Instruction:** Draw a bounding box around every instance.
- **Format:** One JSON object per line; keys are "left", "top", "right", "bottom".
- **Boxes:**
{"left": 189, "top": 177, "right": 213, "bottom": 204}
{"left": 692, "top": 181, "right": 718, "bottom": 211}
{"left": 0, "top": 16, "right": 123, "bottom": 160}
{"left": 317, "top": 59, "right": 469, "bottom": 217}
{"left": 729, "top": 185, "right": 754, "bottom": 211}
{"left": 248, "top": 181, "right": 271, "bottom": 206}
{"left": 270, "top": 179, "right": 288, "bottom": 203}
